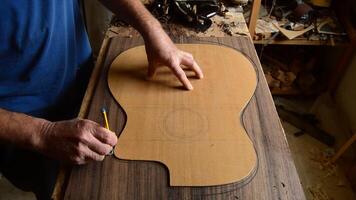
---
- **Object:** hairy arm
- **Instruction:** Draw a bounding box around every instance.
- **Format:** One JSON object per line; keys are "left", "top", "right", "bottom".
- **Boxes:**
{"left": 0, "top": 108, "right": 45, "bottom": 149}
{"left": 99, "top": 0, "right": 203, "bottom": 90}
{"left": 99, "top": 0, "right": 160, "bottom": 37}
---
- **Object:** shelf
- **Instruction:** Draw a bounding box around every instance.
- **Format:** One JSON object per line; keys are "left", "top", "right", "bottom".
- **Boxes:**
{"left": 248, "top": 0, "right": 352, "bottom": 47}
{"left": 253, "top": 38, "right": 350, "bottom": 46}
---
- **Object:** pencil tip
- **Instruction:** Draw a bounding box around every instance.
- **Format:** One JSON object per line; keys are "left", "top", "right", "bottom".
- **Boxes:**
{"left": 101, "top": 108, "right": 106, "bottom": 113}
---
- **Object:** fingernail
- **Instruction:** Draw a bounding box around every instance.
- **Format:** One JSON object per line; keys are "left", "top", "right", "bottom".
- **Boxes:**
{"left": 188, "top": 85, "right": 194, "bottom": 90}
{"left": 107, "top": 148, "right": 114, "bottom": 156}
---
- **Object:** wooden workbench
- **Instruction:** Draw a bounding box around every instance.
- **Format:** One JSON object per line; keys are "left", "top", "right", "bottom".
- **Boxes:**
{"left": 59, "top": 34, "right": 305, "bottom": 199}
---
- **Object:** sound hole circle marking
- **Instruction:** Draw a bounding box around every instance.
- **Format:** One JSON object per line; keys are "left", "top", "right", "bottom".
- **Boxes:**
{"left": 163, "top": 108, "right": 207, "bottom": 140}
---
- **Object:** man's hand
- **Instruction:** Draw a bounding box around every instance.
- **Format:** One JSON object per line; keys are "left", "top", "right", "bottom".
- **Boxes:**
{"left": 37, "top": 119, "right": 117, "bottom": 165}
{"left": 0, "top": 109, "right": 117, "bottom": 165}
{"left": 144, "top": 29, "right": 203, "bottom": 90}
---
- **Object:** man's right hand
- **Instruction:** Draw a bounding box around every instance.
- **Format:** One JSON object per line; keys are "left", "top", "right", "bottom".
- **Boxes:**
{"left": 36, "top": 119, "right": 117, "bottom": 165}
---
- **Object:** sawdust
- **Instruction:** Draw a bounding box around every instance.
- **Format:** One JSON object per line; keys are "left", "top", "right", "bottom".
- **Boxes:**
{"left": 307, "top": 184, "right": 333, "bottom": 200}
{"left": 309, "top": 148, "right": 337, "bottom": 178}
{"left": 306, "top": 148, "right": 343, "bottom": 200}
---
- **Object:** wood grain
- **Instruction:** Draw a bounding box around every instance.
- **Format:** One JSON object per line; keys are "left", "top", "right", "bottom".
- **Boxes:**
{"left": 248, "top": 0, "right": 261, "bottom": 38}
{"left": 63, "top": 36, "right": 306, "bottom": 200}
{"left": 108, "top": 44, "right": 257, "bottom": 186}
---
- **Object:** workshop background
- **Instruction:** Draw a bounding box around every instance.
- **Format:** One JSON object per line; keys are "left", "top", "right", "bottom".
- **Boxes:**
{"left": 1, "top": 0, "right": 355, "bottom": 199}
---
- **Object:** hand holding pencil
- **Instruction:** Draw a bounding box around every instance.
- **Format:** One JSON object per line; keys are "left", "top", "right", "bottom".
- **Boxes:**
{"left": 35, "top": 117, "right": 117, "bottom": 165}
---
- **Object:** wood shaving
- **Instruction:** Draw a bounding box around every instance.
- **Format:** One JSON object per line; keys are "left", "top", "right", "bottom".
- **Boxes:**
{"left": 309, "top": 148, "right": 337, "bottom": 178}
{"left": 307, "top": 184, "right": 332, "bottom": 200}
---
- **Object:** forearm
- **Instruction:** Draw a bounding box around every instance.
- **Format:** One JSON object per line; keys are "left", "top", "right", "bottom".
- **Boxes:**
{"left": 0, "top": 108, "right": 47, "bottom": 150}
{"left": 99, "top": 0, "right": 162, "bottom": 39}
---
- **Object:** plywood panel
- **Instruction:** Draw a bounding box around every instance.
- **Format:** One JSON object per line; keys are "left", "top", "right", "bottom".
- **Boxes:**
{"left": 108, "top": 44, "right": 257, "bottom": 186}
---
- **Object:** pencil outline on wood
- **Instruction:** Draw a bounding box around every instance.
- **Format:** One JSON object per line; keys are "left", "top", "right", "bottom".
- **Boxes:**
{"left": 107, "top": 43, "right": 259, "bottom": 187}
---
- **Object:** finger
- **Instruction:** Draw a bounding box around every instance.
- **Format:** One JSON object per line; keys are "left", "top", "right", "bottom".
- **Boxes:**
{"left": 70, "top": 153, "right": 86, "bottom": 165}
{"left": 83, "top": 146, "right": 105, "bottom": 162}
{"left": 72, "top": 156, "right": 86, "bottom": 165}
{"left": 86, "top": 134, "right": 113, "bottom": 155}
{"left": 181, "top": 52, "right": 204, "bottom": 79}
{"left": 147, "top": 61, "right": 157, "bottom": 78}
{"left": 170, "top": 64, "right": 193, "bottom": 90}
{"left": 91, "top": 126, "right": 117, "bottom": 147}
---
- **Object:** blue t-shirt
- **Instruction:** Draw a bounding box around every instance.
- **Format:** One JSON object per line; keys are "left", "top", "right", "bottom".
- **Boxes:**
{"left": 0, "top": 1, "right": 92, "bottom": 118}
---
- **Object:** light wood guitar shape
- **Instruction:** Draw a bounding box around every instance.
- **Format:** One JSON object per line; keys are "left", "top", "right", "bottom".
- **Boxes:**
{"left": 108, "top": 44, "right": 257, "bottom": 186}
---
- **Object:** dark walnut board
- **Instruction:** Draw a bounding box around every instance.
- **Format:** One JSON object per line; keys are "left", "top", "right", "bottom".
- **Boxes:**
{"left": 63, "top": 36, "right": 305, "bottom": 200}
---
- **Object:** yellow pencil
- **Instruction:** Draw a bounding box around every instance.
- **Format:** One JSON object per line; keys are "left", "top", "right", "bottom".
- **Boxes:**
{"left": 102, "top": 107, "right": 114, "bottom": 155}
{"left": 101, "top": 108, "right": 110, "bottom": 130}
